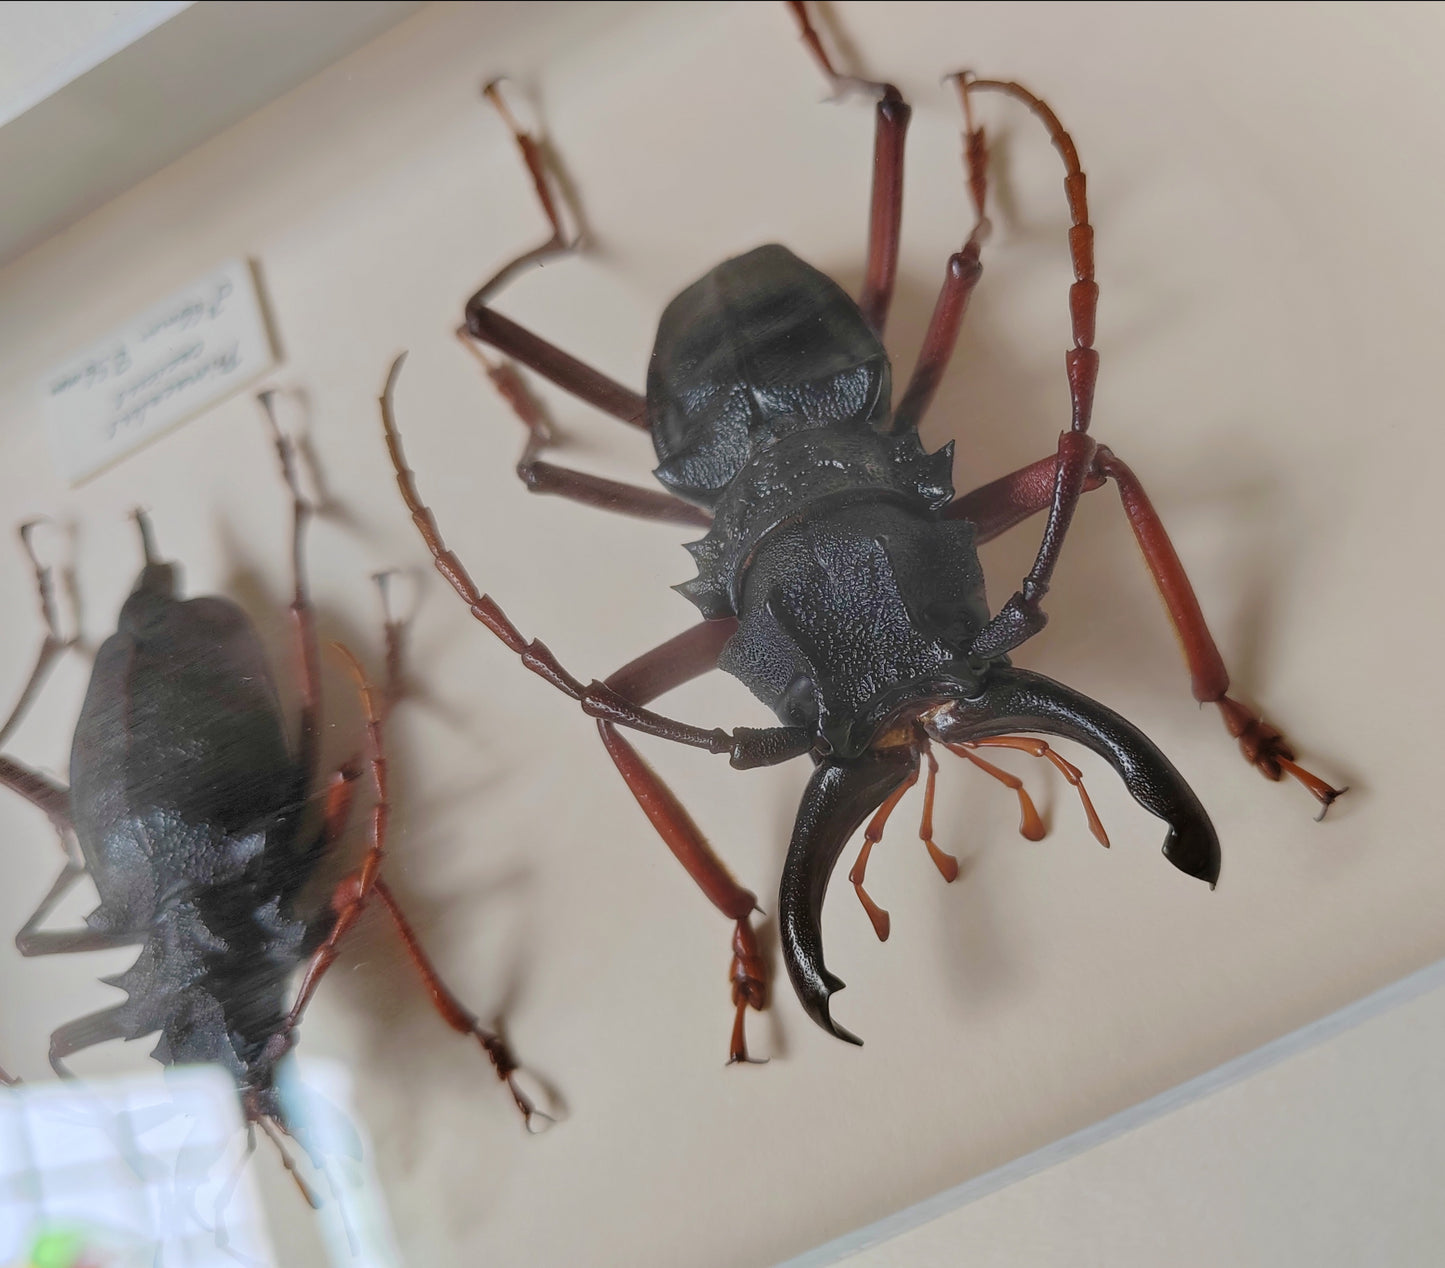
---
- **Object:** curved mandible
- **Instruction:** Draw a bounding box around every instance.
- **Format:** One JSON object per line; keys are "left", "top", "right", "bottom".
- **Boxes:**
{"left": 927, "top": 667, "right": 1220, "bottom": 886}
{"left": 778, "top": 747, "right": 919, "bottom": 1045}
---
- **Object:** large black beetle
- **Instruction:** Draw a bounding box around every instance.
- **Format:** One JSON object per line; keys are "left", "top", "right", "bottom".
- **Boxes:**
{"left": 0, "top": 407, "right": 538, "bottom": 1144}
{"left": 382, "top": 6, "right": 1343, "bottom": 1058}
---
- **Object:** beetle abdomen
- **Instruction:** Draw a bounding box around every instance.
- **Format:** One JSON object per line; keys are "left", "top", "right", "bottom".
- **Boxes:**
{"left": 648, "top": 244, "right": 891, "bottom": 503}
{"left": 103, "top": 893, "right": 308, "bottom": 1078}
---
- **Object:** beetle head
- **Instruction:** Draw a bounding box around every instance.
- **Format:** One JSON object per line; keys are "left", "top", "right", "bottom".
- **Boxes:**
{"left": 780, "top": 665, "right": 1219, "bottom": 1046}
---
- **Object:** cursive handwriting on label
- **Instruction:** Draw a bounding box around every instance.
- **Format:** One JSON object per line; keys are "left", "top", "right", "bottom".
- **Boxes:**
{"left": 42, "top": 261, "right": 275, "bottom": 483}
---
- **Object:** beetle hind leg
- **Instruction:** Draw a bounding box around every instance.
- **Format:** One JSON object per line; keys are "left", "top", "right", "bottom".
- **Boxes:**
{"left": 788, "top": 1, "right": 911, "bottom": 338}
{"left": 456, "top": 85, "right": 709, "bottom": 526}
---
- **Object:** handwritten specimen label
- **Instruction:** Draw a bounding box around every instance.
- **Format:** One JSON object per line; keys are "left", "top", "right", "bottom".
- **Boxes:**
{"left": 42, "top": 259, "right": 276, "bottom": 483}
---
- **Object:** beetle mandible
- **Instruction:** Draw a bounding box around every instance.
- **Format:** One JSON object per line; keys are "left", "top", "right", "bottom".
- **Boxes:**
{"left": 0, "top": 400, "right": 542, "bottom": 1153}
{"left": 382, "top": 3, "right": 1345, "bottom": 1059}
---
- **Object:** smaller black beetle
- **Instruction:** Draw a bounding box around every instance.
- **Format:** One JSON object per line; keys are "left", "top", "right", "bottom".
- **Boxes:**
{"left": 0, "top": 405, "right": 540, "bottom": 1148}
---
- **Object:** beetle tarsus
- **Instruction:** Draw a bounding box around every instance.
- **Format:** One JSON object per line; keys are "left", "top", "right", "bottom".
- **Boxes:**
{"left": 727, "top": 917, "right": 769, "bottom": 1064}
{"left": 1214, "top": 695, "right": 1346, "bottom": 813}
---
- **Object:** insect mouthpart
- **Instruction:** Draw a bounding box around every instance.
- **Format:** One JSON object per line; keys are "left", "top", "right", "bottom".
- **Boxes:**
{"left": 827, "top": 665, "right": 995, "bottom": 760}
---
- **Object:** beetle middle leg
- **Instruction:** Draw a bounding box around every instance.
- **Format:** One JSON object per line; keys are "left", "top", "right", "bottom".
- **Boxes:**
{"left": 947, "top": 449, "right": 1347, "bottom": 812}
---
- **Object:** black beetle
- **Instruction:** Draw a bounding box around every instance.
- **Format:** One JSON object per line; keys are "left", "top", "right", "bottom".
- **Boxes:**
{"left": 381, "top": 4, "right": 1344, "bottom": 1058}
{"left": 0, "top": 401, "right": 540, "bottom": 1149}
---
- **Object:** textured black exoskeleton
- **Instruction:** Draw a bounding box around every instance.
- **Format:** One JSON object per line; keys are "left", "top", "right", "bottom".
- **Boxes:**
{"left": 0, "top": 414, "right": 538, "bottom": 1145}
{"left": 385, "top": 7, "right": 1344, "bottom": 1059}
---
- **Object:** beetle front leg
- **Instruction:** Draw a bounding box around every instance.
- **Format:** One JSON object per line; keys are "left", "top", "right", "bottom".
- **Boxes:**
{"left": 1092, "top": 447, "right": 1345, "bottom": 812}
{"left": 947, "top": 449, "right": 1346, "bottom": 811}
{"left": 598, "top": 621, "right": 771, "bottom": 1064}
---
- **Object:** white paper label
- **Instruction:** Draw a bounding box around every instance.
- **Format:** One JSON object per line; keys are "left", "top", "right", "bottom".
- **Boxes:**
{"left": 41, "top": 258, "right": 276, "bottom": 483}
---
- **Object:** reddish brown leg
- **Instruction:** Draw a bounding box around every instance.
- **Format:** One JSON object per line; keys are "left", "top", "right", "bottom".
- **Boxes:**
{"left": 371, "top": 879, "right": 543, "bottom": 1127}
{"left": 284, "top": 646, "right": 389, "bottom": 1029}
{"left": 947, "top": 449, "right": 1346, "bottom": 812}
{"left": 456, "top": 334, "right": 709, "bottom": 528}
{"left": 284, "top": 647, "right": 541, "bottom": 1125}
{"left": 1093, "top": 447, "right": 1344, "bottom": 812}
{"left": 945, "top": 453, "right": 1106, "bottom": 542}
{"left": 961, "top": 77, "right": 1102, "bottom": 660}
{"left": 788, "top": 0, "right": 910, "bottom": 336}
{"left": 372, "top": 570, "right": 406, "bottom": 717}
{"left": 943, "top": 743, "right": 1046, "bottom": 841}
{"left": 468, "top": 81, "right": 577, "bottom": 310}
{"left": 959, "top": 736, "right": 1109, "bottom": 847}
{"left": 891, "top": 76, "right": 992, "bottom": 435}
{"left": 456, "top": 84, "right": 705, "bottom": 522}
{"left": 595, "top": 619, "right": 769, "bottom": 1063}
{"left": 382, "top": 358, "right": 813, "bottom": 769}
{"left": 257, "top": 392, "right": 322, "bottom": 788}
{"left": 0, "top": 523, "right": 74, "bottom": 836}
